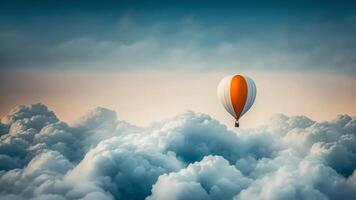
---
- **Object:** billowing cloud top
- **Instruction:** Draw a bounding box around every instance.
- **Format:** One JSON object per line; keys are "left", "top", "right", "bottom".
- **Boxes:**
{"left": 0, "top": 103, "right": 355, "bottom": 200}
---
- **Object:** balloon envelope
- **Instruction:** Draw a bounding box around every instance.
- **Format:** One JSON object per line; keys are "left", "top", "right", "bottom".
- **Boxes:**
{"left": 217, "top": 74, "right": 256, "bottom": 123}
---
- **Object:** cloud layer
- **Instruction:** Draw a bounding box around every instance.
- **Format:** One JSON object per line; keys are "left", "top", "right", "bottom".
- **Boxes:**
{"left": 1, "top": 1, "right": 356, "bottom": 73}
{"left": 0, "top": 104, "right": 355, "bottom": 200}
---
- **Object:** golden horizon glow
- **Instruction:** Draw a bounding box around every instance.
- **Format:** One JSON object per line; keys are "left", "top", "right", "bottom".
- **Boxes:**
{"left": 1, "top": 70, "right": 355, "bottom": 128}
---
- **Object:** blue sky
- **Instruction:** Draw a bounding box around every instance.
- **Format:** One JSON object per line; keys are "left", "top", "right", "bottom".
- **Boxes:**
{"left": 1, "top": 0, "right": 356, "bottom": 73}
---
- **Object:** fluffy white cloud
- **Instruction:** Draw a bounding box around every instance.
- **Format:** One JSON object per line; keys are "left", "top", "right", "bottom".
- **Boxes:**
{"left": 0, "top": 104, "right": 355, "bottom": 200}
{"left": 148, "top": 155, "right": 251, "bottom": 200}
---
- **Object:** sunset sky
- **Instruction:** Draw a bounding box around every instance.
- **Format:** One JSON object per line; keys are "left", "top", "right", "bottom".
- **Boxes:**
{"left": 1, "top": 0, "right": 356, "bottom": 126}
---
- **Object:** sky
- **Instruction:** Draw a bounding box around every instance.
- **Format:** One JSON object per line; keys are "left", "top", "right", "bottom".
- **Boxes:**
{"left": 1, "top": 0, "right": 356, "bottom": 126}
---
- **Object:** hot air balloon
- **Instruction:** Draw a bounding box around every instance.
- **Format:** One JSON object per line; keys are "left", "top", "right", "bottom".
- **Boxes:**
{"left": 217, "top": 74, "right": 256, "bottom": 127}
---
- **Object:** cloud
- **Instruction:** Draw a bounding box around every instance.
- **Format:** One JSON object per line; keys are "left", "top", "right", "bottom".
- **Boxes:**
{"left": 0, "top": 104, "right": 355, "bottom": 200}
{"left": 147, "top": 155, "right": 251, "bottom": 200}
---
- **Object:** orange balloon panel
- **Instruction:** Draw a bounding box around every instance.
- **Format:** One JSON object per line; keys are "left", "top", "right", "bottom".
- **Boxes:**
{"left": 230, "top": 75, "right": 248, "bottom": 119}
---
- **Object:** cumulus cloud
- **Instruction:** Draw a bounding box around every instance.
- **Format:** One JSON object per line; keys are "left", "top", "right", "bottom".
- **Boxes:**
{"left": 0, "top": 104, "right": 355, "bottom": 200}
{"left": 148, "top": 155, "right": 251, "bottom": 200}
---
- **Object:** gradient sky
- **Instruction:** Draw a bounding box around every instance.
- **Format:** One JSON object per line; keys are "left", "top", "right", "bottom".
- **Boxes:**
{"left": 1, "top": 0, "right": 356, "bottom": 127}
